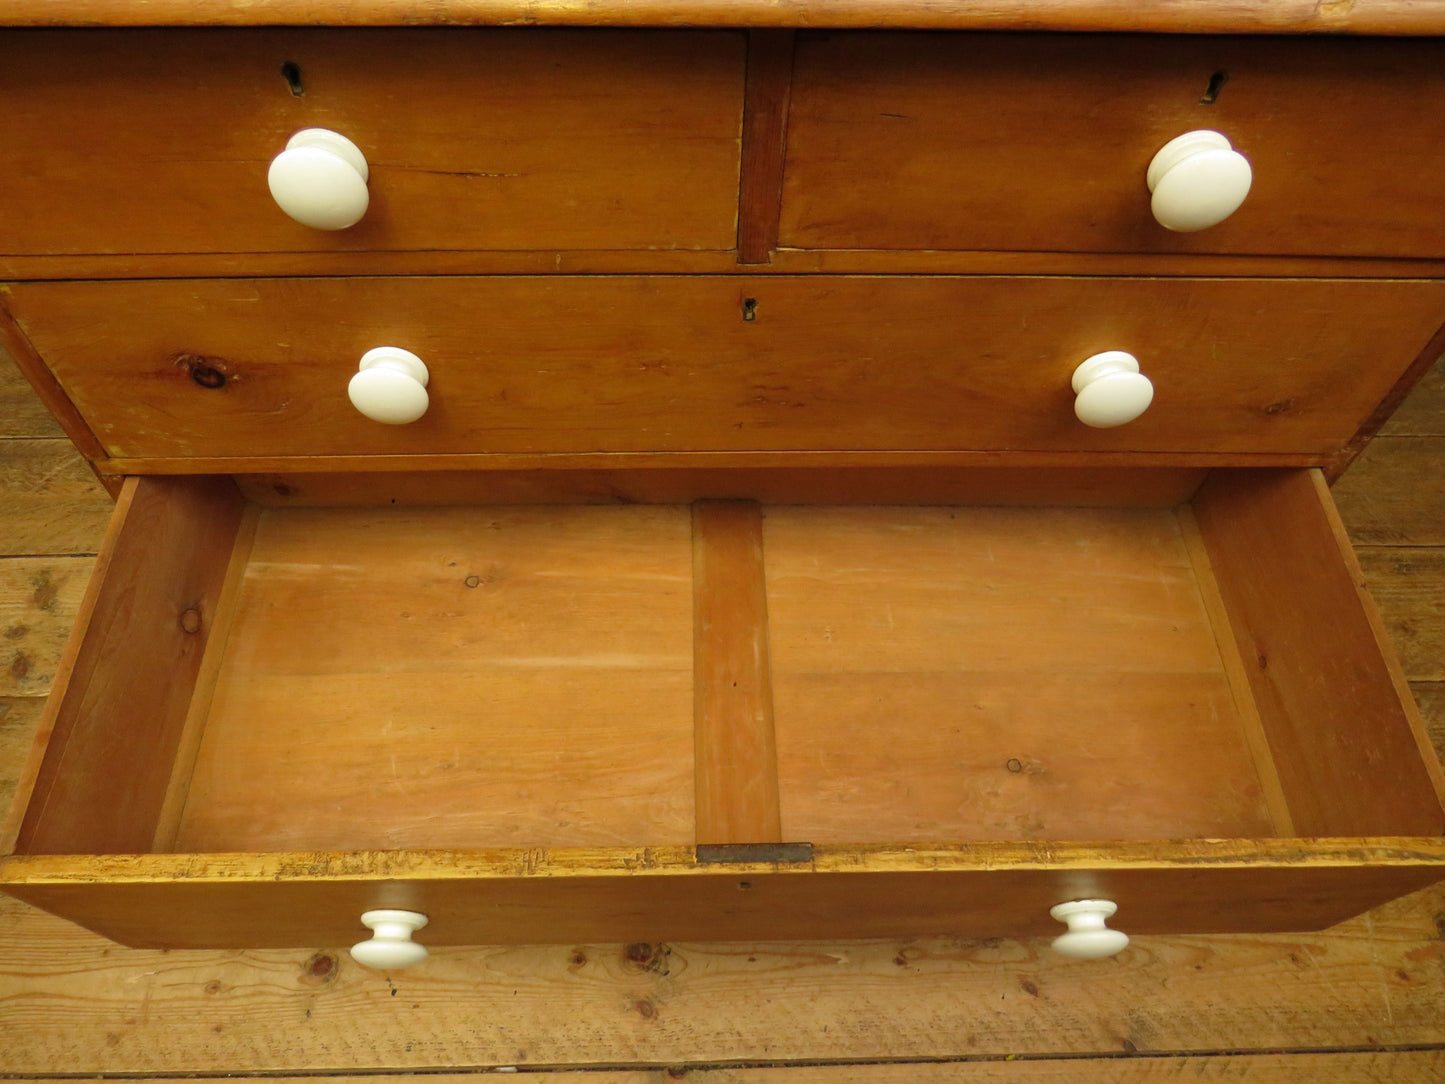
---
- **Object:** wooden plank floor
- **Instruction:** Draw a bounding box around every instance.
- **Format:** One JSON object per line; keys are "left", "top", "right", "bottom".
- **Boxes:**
{"left": 3, "top": 348, "right": 1445, "bottom": 1080}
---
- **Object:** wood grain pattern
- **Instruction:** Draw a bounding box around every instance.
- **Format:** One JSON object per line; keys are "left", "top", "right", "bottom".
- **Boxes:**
{"left": 0, "top": 698, "right": 43, "bottom": 823}
{"left": 781, "top": 34, "right": 1445, "bottom": 259}
{"left": 5, "top": 278, "right": 1445, "bottom": 1080}
{"left": 1411, "top": 682, "right": 1445, "bottom": 763}
{"left": 0, "top": 558, "right": 93, "bottom": 699}
{"left": 12, "top": 1057, "right": 1445, "bottom": 1081}
{"left": 151, "top": 506, "right": 264, "bottom": 853}
{"left": 1381, "top": 357, "right": 1445, "bottom": 437}
{"left": 763, "top": 505, "right": 1275, "bottom": 843}
{"left": 1194, "top": 470, "right": 1445, "bottom": 837}
{"left": 1333, "top": 437, "right": 1445, "bottom": 546}
{"left": 1, "top": 0, "right": 1443, "bottom": 33}
{"left": 0, "top": 346, "right": 62, "bottom": 439}
{"left": 1331, "top": 318, "right": 1445, "bottom": 477}
{"left": 1177, "top": 506, "right": 1295, "bottom": 836}
{"left": 174, "top": 505, "right": 695, "bottom": 852}
{"left": 0, "top": 299, "right": 105, "bottom": 460}
{"left": 0, "top": 30, "right": 743, "bottom": 259}
{"left": 3, "top": 842, "right": 1445, "bottom": 954}
{"left": 1354, "top": 548, "right": 1445, "bottom": 682}
{"left": 234, "top": 466, "right": 1208, "bottom": 508}
{"left": 737, "top": 30, "right": 794, "bottom": 264}
{"left": 7, "top": 248, "right": 1445, "bottom": 282}
{"left": 692, "top": 501, "right": 780, "bottom": 844}
{"left": 110, "top": 451, "right": 1330, "bottom": 478}
{"left": 13, "top": 477, "right": 247, "bottom": 856}
{"left": 3, "top": 877, "right": 1445, "bottom": 1075}
{"left": 0, "top": 441, "right": 110, "bottom": 556}
{"left": 11, "top": 276, "right": 1444, "bottom": 461}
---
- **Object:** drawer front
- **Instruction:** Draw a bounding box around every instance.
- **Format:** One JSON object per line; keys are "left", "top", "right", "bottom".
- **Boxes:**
{"left": 0, "top": 29, "right": 744, "bottom": 258}
{"left": 3, "top": 845, "right": 1443, "bottom": 950}
{"left": 780, "top": 34, "right": 1445, "bottom": 258}
{"left": 7, "top": 276, "right": 1444, "bottom": 461}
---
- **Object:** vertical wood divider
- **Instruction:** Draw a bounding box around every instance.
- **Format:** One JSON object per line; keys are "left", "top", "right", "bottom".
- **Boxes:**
{"left": 736, "top": 29, "right": 796, "bottom": 265}
{"left": 692, "top": 500, "right": 783, "bottom": 844}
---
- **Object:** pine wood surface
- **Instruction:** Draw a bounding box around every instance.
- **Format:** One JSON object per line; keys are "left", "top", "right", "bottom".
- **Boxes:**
{"left": 10, "top": 276, "right": 1445, "bottom": 462}
{"left": 7, "top": 248, "right": 1445, "bottom": 283}
{"left": 174, "top": 504, "right": 697, "bottom": 853}
{"left": 0, "top": 30, "right": 744, "bottom": 259}
{"left": 781, "top": 35, "right": 1445, "bottom": 260}
{"left": 762, "top": 505, "right": 1274, "bottom": 842}
{"left": 692, "top": 502, "right": 782, "bottom": 844}
{"left": 4, "top": 350, "right": 1445, "bottom": 1071}
{"left": 1, "top": 0, "right": 1443, "bottom": 34}
{"left": 4, "top": 1063, "right": 1445, "bottom": 1084}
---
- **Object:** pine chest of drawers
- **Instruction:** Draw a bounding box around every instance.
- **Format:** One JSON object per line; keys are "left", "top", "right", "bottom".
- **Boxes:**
{"left": 3, "top": 2, "right": 1445, "bottom": 968}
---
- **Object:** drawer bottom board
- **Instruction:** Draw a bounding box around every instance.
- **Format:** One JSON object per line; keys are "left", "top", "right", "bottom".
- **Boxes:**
{"left": 176, "top": 501, "right": 1268, "bottom": 852}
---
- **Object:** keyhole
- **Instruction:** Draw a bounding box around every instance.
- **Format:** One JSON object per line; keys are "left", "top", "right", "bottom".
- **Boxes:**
{"left": 281, "top": 61, "right": 305, "bottom": 97}
{"left": 741, "top": 297, "right": 758, "bottom": 322}
{"left": 1200, "top": 70, "right": 1228, "bottom": 105}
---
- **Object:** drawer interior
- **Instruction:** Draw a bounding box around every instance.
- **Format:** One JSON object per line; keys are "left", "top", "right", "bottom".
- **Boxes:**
{"left": 9, "top": 468, "right": 1444, "bottom": 857}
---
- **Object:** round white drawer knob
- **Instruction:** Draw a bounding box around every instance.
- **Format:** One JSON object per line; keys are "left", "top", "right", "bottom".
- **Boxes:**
{"left": 1072, "top": 351, "right": 1154, "bottom": 429}
{"left": 268, "top": 128, "right": 370, "bottom": 230}
{"left": 351, "top": 909, "right": 429, "bottom": 969}
{"left": 348, "top": 347, "right": 430, "bottom": 424}
{"left": 1050, "top": 899, "right": 1129, "bottom": 959}
{"left": 1147, "top": 130, "right": 1253, "bottom": 232}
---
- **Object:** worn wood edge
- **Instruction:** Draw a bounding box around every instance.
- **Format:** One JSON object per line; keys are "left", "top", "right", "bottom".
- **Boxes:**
{"left": 8, "top": 1058, "right": 1445, "bottom": 1084}
{"left": 1176, "top": 504, "right": 1296, "bottom": 837}
{"left": 102, "top": 451, "right": 1331, "bottom": 476}
{"left": 8, "top": 249, "right": 1445, "bottom": 280}
{"left": 1307, "top": 470, "right": 1445, "bottom": 807}
{"left": 692, "top": 501, "right": 782, "bottom": 844}
{"left": 1194, "top": 469, "right": 1445, "bottom": 835}
{"left": 736, "top": 30, "right": 795, "bottom": 265}
{"left": 1329, "top": 317, "right": 1445, "bottom": 481}
{"left": 149, "top": 503, "right": 263, "bottom": 853}
{"left": 2, "top": 0, "right": 1444, "bottom": 32}
{"left": 237, "top": 465, "right": 1208, "bottom": 507}
{"left": 4, "top": 838, "right": 1445, "bottom": 885}
{"left": 0, "top": 478, "right": 136, "bottom": 855}
{"left": 0, "top": 291, "right": 106, "bottom": 461}
{"left": 11, "top": 477, "right": 249, "bottom": 855}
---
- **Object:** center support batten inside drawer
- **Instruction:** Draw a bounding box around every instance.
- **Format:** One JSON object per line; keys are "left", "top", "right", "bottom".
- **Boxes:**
{"left": 3, "top": 467, "right": 1444, "bottom": 950}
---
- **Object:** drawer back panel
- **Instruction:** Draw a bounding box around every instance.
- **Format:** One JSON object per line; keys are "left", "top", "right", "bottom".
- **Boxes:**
{"left": 0, "top": 29, "right": 745, "bottom": 258}
{"left": 7, "top": 275, "right": 1444, "bottom": 463}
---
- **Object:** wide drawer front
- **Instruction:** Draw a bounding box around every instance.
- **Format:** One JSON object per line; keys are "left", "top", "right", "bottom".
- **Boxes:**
{"left": 4, "top": 845, "right": 1445, "bottom": 950}
{"left": 7, "top": 276, "right": 1444, "bottom": 462}
{"left": 0, "top": 29, "right": 744, "bottom": 258}
{"left": 780, "top": 34, "right": 1445, "bottom": 259}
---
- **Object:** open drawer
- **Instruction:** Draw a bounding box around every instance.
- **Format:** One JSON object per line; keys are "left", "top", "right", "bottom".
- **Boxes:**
{"left": 2, "top": 468, "right": 1443, "bottom": 957}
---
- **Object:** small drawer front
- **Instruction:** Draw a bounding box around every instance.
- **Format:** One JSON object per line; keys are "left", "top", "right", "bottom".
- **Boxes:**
{"left": 7, "top": 275, "right": 1444, "bottom": 462}
{"left": 780, "top": 33, "right": 1445, "bottom": 258}
{"left": 0, "top": 29, "right": 744, "bottom": 258}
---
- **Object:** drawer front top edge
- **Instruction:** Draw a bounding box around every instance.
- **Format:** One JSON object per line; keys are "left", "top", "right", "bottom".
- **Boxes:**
{"left": 2, "top": 1, "right": 1443, "bottom": 34}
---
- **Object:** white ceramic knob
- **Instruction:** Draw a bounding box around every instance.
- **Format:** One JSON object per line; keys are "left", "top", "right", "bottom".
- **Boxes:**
{"left": 1050, "top": 899, "right": 1129, "bottom": 959}
{"left": 351, "top": 909, "right": 429, "bottom": 969}
{"left": 268, "top": 128, "right": 370, "bottom": 230}
{"left": 1146, "top": 130, "right": 1252, "bottom": 232}
{"left": 1072, "top": 351, "right": 1154, "bottom": 428}
{"left": 348, "top": 347, "right": 430, "bottom": 424}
